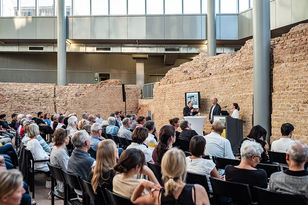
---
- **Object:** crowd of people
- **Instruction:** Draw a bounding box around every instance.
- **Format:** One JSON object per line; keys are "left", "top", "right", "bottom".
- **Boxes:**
{"left": 0, "top": 110, "right": 307, "bottom": 205}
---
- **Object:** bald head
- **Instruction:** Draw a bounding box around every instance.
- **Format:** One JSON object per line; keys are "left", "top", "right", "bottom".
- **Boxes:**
{"left": 287, "top": 141, "right": 308, "bottom": 166}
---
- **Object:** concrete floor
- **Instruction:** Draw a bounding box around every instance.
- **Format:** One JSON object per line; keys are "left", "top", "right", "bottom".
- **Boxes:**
{"left": 31, "top": 173, "right": 63, "bottom": 205}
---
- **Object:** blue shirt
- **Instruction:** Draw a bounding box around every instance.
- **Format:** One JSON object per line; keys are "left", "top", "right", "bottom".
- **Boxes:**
{"left": 90, "top": 136, "right": 101, "bottom": 151}
{"left": 106, "top": 125, "right": 119, "bottom": 136}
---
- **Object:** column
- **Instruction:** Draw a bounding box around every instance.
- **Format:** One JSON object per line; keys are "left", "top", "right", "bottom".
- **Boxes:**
{"left": 136, "top": 60, "right": 145, "bottom": 88}
{"left": 253, "top": 0, "right": 271, "bottom": 140}
{"left": 207, "top": 0, "right": 216, "bottom": 56}
{"left": 57, "top": 0, "right": 66, "bottom": 86}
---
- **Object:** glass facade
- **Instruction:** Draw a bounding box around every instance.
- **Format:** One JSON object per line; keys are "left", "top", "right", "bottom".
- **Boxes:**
{"left": 0, "top": 0, "right": 253, "bottom": 16}
{"left": 38, "top": 0, "right": 54, "bottom": 16}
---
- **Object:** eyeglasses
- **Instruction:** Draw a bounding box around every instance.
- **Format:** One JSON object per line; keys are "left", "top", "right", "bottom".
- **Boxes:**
{"left": 254, "top": 155, "right": 262, "bottom": 161}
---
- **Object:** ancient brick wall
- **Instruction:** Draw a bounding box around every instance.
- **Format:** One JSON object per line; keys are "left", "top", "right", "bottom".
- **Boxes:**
{"left": 152, "top": 23, "right": 308, "bottom": 144}
{"left": 0, "top": 80, "right": 141, "bottom": 120}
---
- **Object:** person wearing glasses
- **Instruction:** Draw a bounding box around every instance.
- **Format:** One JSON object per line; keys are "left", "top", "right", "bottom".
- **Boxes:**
{"left": 225, "top": 140, "right": 267, "bottom": 188}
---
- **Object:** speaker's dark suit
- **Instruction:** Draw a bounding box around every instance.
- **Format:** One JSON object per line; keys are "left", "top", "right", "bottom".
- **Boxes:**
{"left": 209, "top": 104, "right": 221, "bottom": 122}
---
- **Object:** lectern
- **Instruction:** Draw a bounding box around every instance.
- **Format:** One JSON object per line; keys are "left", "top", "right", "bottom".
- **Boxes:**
{"left": 213, "top": 116, "right": 243, "bottom": 155}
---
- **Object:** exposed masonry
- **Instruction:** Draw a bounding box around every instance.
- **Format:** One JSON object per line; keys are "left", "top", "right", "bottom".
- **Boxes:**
{"left": 0, "top": 80, "right": 141, "bottom": 121}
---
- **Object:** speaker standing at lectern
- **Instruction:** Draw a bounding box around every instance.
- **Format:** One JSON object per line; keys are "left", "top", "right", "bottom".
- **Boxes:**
{"left": 209, "top": 98, "right": 221, "bottom": 124}
{"left": 183, "top": 101, "right": 199, "bottom": 116}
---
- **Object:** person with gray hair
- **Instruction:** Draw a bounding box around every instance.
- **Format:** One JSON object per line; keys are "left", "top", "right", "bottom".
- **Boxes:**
{"left": 118, "top": 118, "right": 132, "bottom": 140}
{"left": 225, "top": 140, "right": 267, "bottom": 188}
{"left": 90, "top": 123, "right": 105, "bottom": 151}
{"left": 130, "top": 114, "right": 137, "bottom": 131}
{"left": 67, "top": 130, "right": 95, "bottom": 180}
{"left": 269, "top": 141, "right": 308, "bottom": 198}
{"left": 67, "top": 116, "right": 78, "bottom": 138}
{"left": 106, "top": 117, "right": 119, "bottom": 136}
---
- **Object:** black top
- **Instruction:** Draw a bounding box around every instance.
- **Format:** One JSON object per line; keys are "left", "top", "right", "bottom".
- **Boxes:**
{"left": 183, "top": 106, "right": 198, "bottom": 117}
{"left": 225, "top": 165, "right": 268, "bottom": 188}
{"left": 178, "top": 129, "right": 198, "bottom": 142}
{"left": 175, "top": 131, "right": 181, "bottom": 138}
{"left": 9, "top": 120, "right": 18, "bottom": 130}
{"left": 159, "top": 184, "right": 196, "bottom": 205}
{"left": 0, "top": 120, "right": 10, "bottom": 129}
{"left": 88, "top": 169, "right": 115, "bottom": 191}
{"left": 284, "top": 169, "right": 308, "bottom": 176}
{"left": 209, "top": 104, "right": 221, "bottom": 120}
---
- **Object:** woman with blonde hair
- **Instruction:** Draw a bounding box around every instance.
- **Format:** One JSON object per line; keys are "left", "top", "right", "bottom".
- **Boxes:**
{"left": 0, "top": 170, "right": 25, "bottom": 205}
{"left": 89, "top": 139, "right": 118, "bottom": 194}
{"left": 131, "top": 148, "right": 210, "bottom": 205}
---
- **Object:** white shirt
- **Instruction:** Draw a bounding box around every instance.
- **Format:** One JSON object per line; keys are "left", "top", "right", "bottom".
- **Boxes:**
{"left": 271, "top": 137, "right": 295, "bottom": 153}
{"left": 26, "top": 139, "right": 49, "bottom": 172}
{"left": 126, "top": 142, "right": 153, "bottom": 162}
{"left": 203, "top": 132, "right": 235, "bottom": 159}
{"left": 144, "top": 133, "right": 158, "bottom": 150}
{"left": 231, "top": 109, "right": 239, "bottom": 119}
{"left": 186, "top": 157, "right": 216, "bottom": 175}
{"left": 186, "top": 157, "right": 216, "bottom": 192}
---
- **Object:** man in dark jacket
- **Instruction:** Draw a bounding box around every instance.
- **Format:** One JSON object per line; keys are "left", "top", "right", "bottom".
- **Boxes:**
{"left": 209, "top": 98, "right": 221, "bottom": 124}
{"left": 183, "top": 101, "right": 199, "bottom": 116}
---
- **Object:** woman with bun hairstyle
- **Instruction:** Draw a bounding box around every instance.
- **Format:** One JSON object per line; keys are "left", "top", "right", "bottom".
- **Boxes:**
{"left": 152, "top": 125, "right": 175, "bottom": 164}
{"left": 131, "top": 148, "right": 210, "bottom": 205}
{"left": 112, "top": 148, "right": 160, "bottom": 199}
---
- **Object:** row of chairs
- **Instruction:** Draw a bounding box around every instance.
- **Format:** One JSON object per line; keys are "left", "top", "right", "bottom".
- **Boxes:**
{"left": 147, "top": 162, "right": 307, "bottom": 205}
{"left": 48, "top": 163, "right": 134, "bottom": 205}
{"left": 184, "top": 152, "right": 281, "bottom": 179}
{"left": 18, "top": 145, "right": 50, "bottom": 198}
{"left": 210, "top": 177, "right": 307, "bottom": 205}
{"left": 105, "top": 134, "right": 132, "bottom": 149}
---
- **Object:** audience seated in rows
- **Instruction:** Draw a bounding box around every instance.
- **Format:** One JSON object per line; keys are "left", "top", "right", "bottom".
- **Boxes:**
{"left": 225, "top": 140, "right": 267, "bottom": 188}
{"left": 269, "top": 141, "right": 308, "bottom": 198}
{"left": 118, "top": 118, "right": 132, "bottom": 140}
{"left": 67, "top": 130, "right": 95, "bottom": 180}
{"left": 169, "top": 117, "right": 181, "bottom": 138}
{"left": 127, "top": 127, "right": 153, "bottom": 162}
{"left": 131, "top": 148, "right": 210, "bottom": 205}
{"left": 242, "top": 125, "right": 269, "bottom": 162}
{"left": 186, "top": 136, "right": 223, "bottom": 191}
{"left": 178, "top": 120, "right": 198, "bottom": 143}
{"left": 204, "top": 122, "right": 235, "bottom": 159}
{"left": 143, "top": 120, "right": 158, "bottom": 149}
{"left": 112, "top": 148, "right": 159, "bottom": 198}
{"left": 136, "top": 116, "right": 146, "bottom": 128}
{"left": 90, "top": 123, "right": 105, "bottom": 152}
{"left": 106, "top": 117, "right": 119, "bottom": 136}
{"left": 152, "top": 125, "right": 175, "bottom": 165}
{"left": 50, "top": 128, "right": 70, "bottom": 195}
{"left": 271, "top": 123, "right": 295, "bottom": 153}
{"left": 89, "top": 139, "right": 117, "bottom": 193}
{"left": 25, "top": 124, "right": 49, "bottom": 172}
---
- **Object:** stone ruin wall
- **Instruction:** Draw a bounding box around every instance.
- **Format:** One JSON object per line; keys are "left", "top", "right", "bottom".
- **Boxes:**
{"left": 149, "top": 23, "right": 308, "bottom": 145}
{"left": 0, "top": 80, "right": 141, "bottom": 120}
